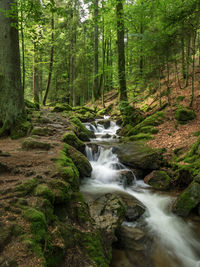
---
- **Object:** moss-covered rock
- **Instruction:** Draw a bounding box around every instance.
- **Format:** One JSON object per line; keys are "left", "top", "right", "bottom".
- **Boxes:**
{"left": 69, "top": 117, "right": 94, "bottom": 141}
{"left": 10, "top": 115, "right": 32, "bottom": 139}
{"left": 128, "top": 133, "right": 154, "bottom": 141}
{"left": 31, "top": 127, "right": 54, "bottom": 137}
{"left": 119, "top": 101, "right": 143, "bottom": 126}
{"left": 63, "top": 144, "right": 92, "bottom": 178}
{"left": 56, "top": 150, "right": 79, "bottom": 189}
{"left": 23, "top": 207, "right": 48, "bottom": 242}
{"left": 16, "top": 178, "right": 38, "bottom": 196}
{"left": 22, "top": 137, "right": 51, "bottom": 150}
{"left": 52, "top": 103, "right": 72, "bottom": 112}
{"left": 144, "top": 170, "right": 171, "bottom": 190}
{"left": 172, "top": 182, "right": 200, "bottom": 216}
{"left": 49, "top": 179, "right": 72, "bottom": 204}
{"left": 175, "top": 108, "right": 195, "bottom": 124}
{"left": 34, "top": 184, "right": 54, "bottom": 202}
{"left": 24, "top": 99, "right": 39, "bottom": 110}
{"left": 113, "top": 142, "right": 162, "bottom": 171}
{"left": 62, "top": 131, "right": 85, "bottom": 153}
{"left": 97, "top": 103, "right": 113, "bottom": 116}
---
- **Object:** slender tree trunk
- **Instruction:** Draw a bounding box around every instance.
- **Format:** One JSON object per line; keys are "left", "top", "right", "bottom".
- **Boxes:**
{"left": 20, "top": 0, "right": 25, "bottom": 92}
{"left": 92, "top": 0, "right": 99, "bottom": 102}
{"left": 33, "top": 43, "right": 40, "bottom": 108}
{"left": 181, "top": 37, "right": 186, "bottom": 79}
{"left": 0, "top": 0, "right": 24, "bottom": 134}
{"left": 43, "top": 13, "right": 54, "bottom": 106}
{"left": 116, "top": 0, "right": 127, "bottom": 102}
{"left": 101, "top": 4, "right": 105, "bottom": 108}
{"left": 190, "top": 31, "right": 196, "bottom": 107}
{"left": 185, "top": 36, "right": 191, "bottom": 87}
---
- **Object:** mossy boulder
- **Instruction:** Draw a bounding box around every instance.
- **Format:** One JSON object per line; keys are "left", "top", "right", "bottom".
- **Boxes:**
{"left": 63, "top": 144, "right": 92, "bottom": 178}
{"left": 34, "top": 184, "right": 54, "bottom": 202}
{"left": 22, "top": 137, "right": 51, "bottom": 150}
{"left": 24, "top": 99, "right": 39, "bottom": 110}
{"left": 16, "top": 178, "right": 38, "bottom": 196}
{"left": 113, "top": 142, "right": 162, "bottom": 172}
{"left": 23, "top": 207, "right": 47, "bottom": 242}
{"left": 62, "top": 131, "right": 85, "bottom": 153}
{"left": 69, "top": 117, "right": 94, "bottom": 141}
{"left": 11, "top": 116, "right": 32, "bottom": 139}
{"left": 31, "top": 127, "right": 54, "bottom": 136}
{"left": 128, "top": 133, "right": 154, "bottom": 141}
{"left": 49, "top": 179, "right": 72, "bottom": 204}
{"left": 172, "top": 182, "right": 200, "bottom": 216}
{"left": 52, "top": 103, "right": 72, "bottom": 112}
{"left": 56, "top": 150, "right": 79, "bottom": 189}
{"left": 144, "top": 170, "right": 171, "bottom": 190}
{"left": 175, "top": 108, "right": 195, "bottom": 124}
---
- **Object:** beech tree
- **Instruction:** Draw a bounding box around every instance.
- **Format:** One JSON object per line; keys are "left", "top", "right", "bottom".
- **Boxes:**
{"left": 0, "top": 0, "right": 24, "bottom": 135}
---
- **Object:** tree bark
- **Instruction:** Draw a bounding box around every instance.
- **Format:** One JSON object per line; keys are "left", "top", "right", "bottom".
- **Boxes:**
{"left": 116, "top": 0, "right": 127, "bottom": 102}
{"left": 0, "top": 0, "right": 24, "bottom": 134}
{"left": 33, "top": 43, "right": 40, "bottom": 108}
{"left": 43, "top": 13, "right": 54, "bottom": 106}
{"left": 92, "top": 0, "right": 99, "bottom": 103}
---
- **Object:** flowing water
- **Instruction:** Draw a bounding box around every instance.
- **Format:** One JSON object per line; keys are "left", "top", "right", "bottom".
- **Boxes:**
{"left": 81, "top": 117, "right": 200, "bottom": 267}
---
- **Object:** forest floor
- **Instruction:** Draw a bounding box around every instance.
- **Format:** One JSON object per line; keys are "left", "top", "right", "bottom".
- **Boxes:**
{"left": 0, "top": 110, "right": 70, "bottom": 266}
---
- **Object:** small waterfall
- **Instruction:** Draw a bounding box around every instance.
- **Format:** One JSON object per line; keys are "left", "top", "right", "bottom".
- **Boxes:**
{"left": 82, "top": 117, "right": 200, "bottom": 267}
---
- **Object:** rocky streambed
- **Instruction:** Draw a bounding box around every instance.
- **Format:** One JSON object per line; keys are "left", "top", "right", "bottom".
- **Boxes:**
{"left": 81, "top": 117, "right": 200, "bottom": 267}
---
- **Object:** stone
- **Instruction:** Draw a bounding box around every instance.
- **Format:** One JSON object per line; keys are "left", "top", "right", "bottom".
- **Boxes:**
{"left": 118, "top": 170, "right": 135, "bottom": 187}
{"left": 172, "top": 182, "right": 200, "bottom": 216}
{"left": 113, "top": 142, "right": 162, "bottom": 171}
{"left": 175, "top": 108, "right": 195, "bottom": 124}
{"left": 144, "top": 170, "right": 171, "bottom": 190}
{"left": 22, "top": 138, "right": 51, "bottom": 150}
{"left": 62, "top": 131, "right": 85, "bottom": 153}
{"left": 31, "top": 127, "right": 54, "bottom": 136}
{"left": 102, "top": 134, "right": 112, "bottom": 139}
{"left": 98, "top": 119, "right": 111, "bottom": 129}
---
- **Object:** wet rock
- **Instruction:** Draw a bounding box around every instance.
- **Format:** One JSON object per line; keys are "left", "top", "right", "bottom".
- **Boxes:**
{"left": 118, "top": 170, "right": 135, "bottom": 187}
{"left": 144, "top": 170, "right": 171, "bottom": 190}
{"left": 22, "top": 137, "right": 51, "bottom": 150}
{"left": 172, "top": 182, "right": 200, "bottom": 216}
{"left": 113, "top": 142, "right": 162, "bottom": 171}
{"left": 102, "top": 134, "right": 112, "bottom": 139}
{"left": 89, "top": 194, "right": 126, "bottom": 244}
{"left": 87, "top": 143, "right": 99, "bottom": 154}
{"left": 98, "top": 119, "right": 111, "bottom": 129}
{"left": 117, "top": 193, "right": 146, "bottom": 222}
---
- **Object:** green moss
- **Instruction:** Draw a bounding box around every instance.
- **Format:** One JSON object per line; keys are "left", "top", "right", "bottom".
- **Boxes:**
{"left": 128, "top": 133, "right": 154, "bottom": 141}
{"left": 176, "top": 96, "right": 185, "bottom": 103}
{"left": 63, "top": 144, "right": 92, "bottom": 178}
{"left": 69, "top": 117, "right": 94, "bottom": 141}
{"left": 23, "top": 207, "right": 47, "bottom": 242}
{"left": 22, "top": 137, "right": 51, "bottom": 150}
{"left": 62, "top": 131, "right": 85, "bottom": 153}
{"left": 172, "top": 182, "right": 200, "bottom": 216}
{"left": 34, "top": 184, "right": 54, "bottom": 202}
{"left": 56, "top": 150, "right": 79, "bottom": 189}
{"left": 24, "top": 99, "right": 39, "bottom": 110}
{"left": 52, "top": 103, "right": 72, "bottom": 112}
{"left": 31, "top": 127, "right": 54, "bottom": 136}
{"left": 77, "top": 231, "right": 110, "bottom": 267}
{"left": 175, "top": 108, "right": 195, "bottom": 124}
{"left": 145, "top": 170, "right": 171, "bottom": 190}
{"left": 192, "top": 131, "right": 200, "bottom": 137}
{"left": 11, "top": 115, "right": 32, "bottom": 139}
{"left": 49, "top": 179, "right": 72, "bottom": 204}
{"left": 16, "top": 178, "right": 38, "bottom": 196}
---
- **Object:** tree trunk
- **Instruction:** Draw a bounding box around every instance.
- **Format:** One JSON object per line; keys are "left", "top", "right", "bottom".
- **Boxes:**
{"left": 116, "top": 0, "right": 127, "bottom": 102}
{"left": 190, "top": 31, "right": 197, "bottom": 107}
{"left": 92, "top": 0, "right": 99, "bottom": 103}
{"left": 101, "top": 3, "right": 105, "bottom": 108}
{"left": 0, "top": 0, "right": 24, "bottom": 135}
{"left": 181, "top": 37, "right": 186, "bottom": 79}
{"left": 20, "top": 0, "right": 25, "bottom": 92}
{"left": 33, "top": 43, "right": 40, "bottom": 108}
{"left": 43, "top": 13, "right": 54, "bottom": 106}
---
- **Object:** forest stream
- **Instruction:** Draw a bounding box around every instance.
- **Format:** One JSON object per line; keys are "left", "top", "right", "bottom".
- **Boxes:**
{"left": 81, "top": 117, "right": 200, "bottom": 267}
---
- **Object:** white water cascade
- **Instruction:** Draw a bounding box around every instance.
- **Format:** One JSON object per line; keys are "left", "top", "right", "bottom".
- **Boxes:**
{"left": 81, "top": 118, "right": 200, "bottom": 267}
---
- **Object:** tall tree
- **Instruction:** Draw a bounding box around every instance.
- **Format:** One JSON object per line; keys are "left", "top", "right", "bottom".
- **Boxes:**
{"left": 116, "top": 0, "right": 127, "bottom": 102}
{"left": 0, "top": 0, "right": 24, "bottom": 135}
